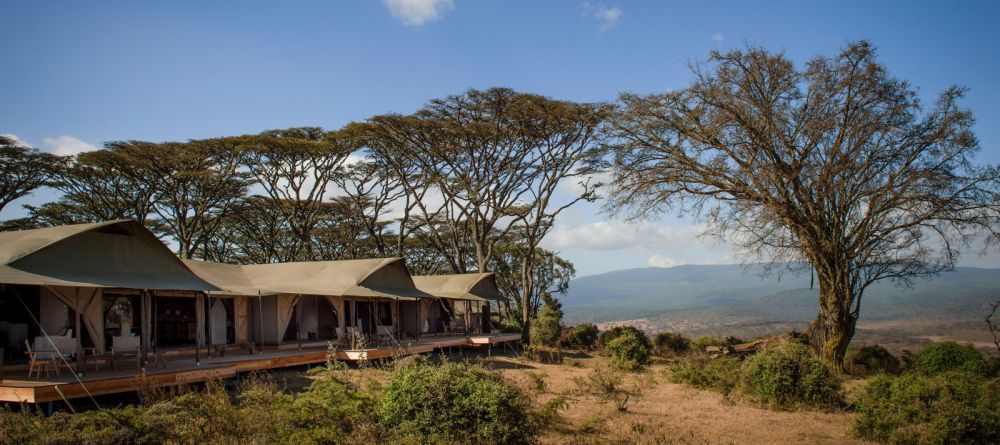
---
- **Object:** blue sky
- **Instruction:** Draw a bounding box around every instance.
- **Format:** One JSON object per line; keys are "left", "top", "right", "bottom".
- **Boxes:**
{"left": 2, "top": 0, "right": 999, "bottom": 276}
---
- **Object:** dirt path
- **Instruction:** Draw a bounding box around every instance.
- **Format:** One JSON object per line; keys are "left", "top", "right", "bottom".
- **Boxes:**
{"left": 492, "top": 357, "right": 869, "bottom": 445}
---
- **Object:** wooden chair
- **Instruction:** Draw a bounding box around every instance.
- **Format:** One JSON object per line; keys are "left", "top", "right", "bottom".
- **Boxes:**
{"left": 111, "top": 335, "right": 142, "bottom": 371}
{"left": 24, "top": 339, "right": 57, "bottom": 378}
{"left": 377, "top": 325, "right": 394, "bottom": 345}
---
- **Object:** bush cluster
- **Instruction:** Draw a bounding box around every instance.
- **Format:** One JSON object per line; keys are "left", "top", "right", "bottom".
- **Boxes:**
{"left": 0, "top": 359, "right": 539, "bottom": 445}
{"left": 852, "top": 372, "right": 1000, "bottom": 444}
{"left": 595, "top": 326, "right": 644, "bottom": 350}
{"left": 740, "top": 342, "right": 843, "bottom": 409}
{"left": 669, "top": 354, "right": 742, "bottom": 395}
{"left": 845, "top": 345, "right": 901, "bottom": 377}
{"left": 561, "top": 323, "right": 599, "bottom": 350}
{"left": 913, "top": 341, "right": 988, "bottom": 376}
{"left": 851, "top": 342, "right": 1000, "bottom": 444}
{"left": 606, "top": 329, "right": 653, "bottom": 371}
{"left": 378, "top": 358, "right": 536, "bottom": 444}
{"left": 653, "top": 332, "right": 691, "bottom": 357}
{"left": 530, "top": 293, "right": 563, "bottom": 347}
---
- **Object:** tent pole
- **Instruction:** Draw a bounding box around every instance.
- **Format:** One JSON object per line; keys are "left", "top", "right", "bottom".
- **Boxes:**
{"left": 296, "top": 295, "right": 302, "bottom": 350}
{"left": 256, "top": 291, "right": 264, "bottom": 354}
{"left": 140, "top": 290, "right": 148, "bottom": 370}
{"left": 195, "top": 293, "right": 201, "bottom": 366}
{"left": 74, "top": 292, "right": 83, "bottom": 373}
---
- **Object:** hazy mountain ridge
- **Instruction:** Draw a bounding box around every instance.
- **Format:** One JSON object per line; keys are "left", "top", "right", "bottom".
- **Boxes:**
{"left": 563, "top": 264, "right": 1000, "bottom": 326}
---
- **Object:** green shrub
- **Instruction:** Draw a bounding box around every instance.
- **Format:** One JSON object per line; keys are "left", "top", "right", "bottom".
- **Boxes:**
{"left": 500, "top": 316, "right": 524, "bottom": 334}
{"left": 846, "top": 345, "right": 901, "bottom": 377}
{"left": 562, "top": 323, "right": 599, "bottom": 350}
{"left": 596, "top": 325, "right": 645, "bottom": 350}
{"left": 377, "top": 358, "right": 537, "bottom": 444}
{"left": 606, "top": 329, "right": 653, "bottom": 371}
{"left": 669, "top": 354, "right": 742, "bottom": 395}
{"left": 530, "top": 293, "right": 563, "bottom": 347}
{"left": 740, "top": 342, "right": 843, "bottom": 409}
{"left": 914, "top": 342, "right": 988, "bottom": 376}
{"left": 653, "top": 332, "right": 692, "bottom": 357}
{"left": 691, "top": 336, "right": 743, "bottom": 352}
{"left": 575, "top": 365, "right": 641, "bottom": 412}
{"left": 852, "top": 372, "right": 1000, "bottom": 444}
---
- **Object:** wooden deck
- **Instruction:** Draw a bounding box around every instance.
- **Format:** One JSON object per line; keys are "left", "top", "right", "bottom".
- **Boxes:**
{"left": 0, "top": 333, "right": 521, "bottom": 404}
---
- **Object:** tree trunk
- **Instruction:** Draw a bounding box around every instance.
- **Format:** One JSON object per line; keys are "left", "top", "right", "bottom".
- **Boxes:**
{"left": 807, "top": 276, "right": 857, "bottom": 371}
{"left": 520, "top": 253, "right": 534, "bottom": 344}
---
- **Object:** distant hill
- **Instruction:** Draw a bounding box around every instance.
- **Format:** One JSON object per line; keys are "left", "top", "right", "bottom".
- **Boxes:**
{"left": 562, "top": 264, "right": 1000, "bottom": 326}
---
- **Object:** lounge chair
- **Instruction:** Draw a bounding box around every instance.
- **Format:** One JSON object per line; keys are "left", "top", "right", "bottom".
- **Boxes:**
{"left": 24, "top": 339, "right": 57, "bottom": 378}
{"left": 110, "top": 335, "right": 142, "bottom": 371}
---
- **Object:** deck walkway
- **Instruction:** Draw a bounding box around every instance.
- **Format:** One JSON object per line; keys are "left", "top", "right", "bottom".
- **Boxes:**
{"left": 0, "top": 333, "right": 520, "bottom": 404}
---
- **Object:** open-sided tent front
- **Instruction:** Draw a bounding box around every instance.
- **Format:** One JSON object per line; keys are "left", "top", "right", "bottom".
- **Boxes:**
{"left": 412, "top": 273, "right": 504, "bottom": 335}
{"left": 0, "top": 220, "right": 218, "bottom": 374}
{"left": 184, "top": 257, "right": 433, "bottom": 349}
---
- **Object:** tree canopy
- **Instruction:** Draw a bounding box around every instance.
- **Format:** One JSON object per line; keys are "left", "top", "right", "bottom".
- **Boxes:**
{"left": 606, "top": 41, "right": 1000, "bottom": 367}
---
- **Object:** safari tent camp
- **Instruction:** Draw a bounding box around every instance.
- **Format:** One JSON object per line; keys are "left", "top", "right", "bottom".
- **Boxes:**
{"left": 412, "top": 273, "right": 503, "bottom": 335}
{"left": 0, "top": 220, "right": 218, "bottom": 369}
{"left": 184, "top": 258, "right": 433, "bottom": 347}
{"left": 0, "top": 220, "right": 522, "bottom": 404}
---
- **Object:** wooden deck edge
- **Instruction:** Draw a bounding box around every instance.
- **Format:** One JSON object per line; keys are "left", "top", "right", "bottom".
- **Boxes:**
{"left": 0, "top": 334, "right": 521, "bottom": 404}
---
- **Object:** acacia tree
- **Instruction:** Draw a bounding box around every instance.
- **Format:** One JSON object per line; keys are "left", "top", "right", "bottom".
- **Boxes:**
{"left": 233, "top": 127, "right": 355, "bottom": 261}
{"left": 606, "top": 41, "right": 999, "bottom": 368}
{"left": 151, "top": 140, "right": 251, "bottom": 258}
{"left": 358, "top": 89, "right": 540, "bottom": 274}
{"left": 357, "top": 89, "right": 605, "bottom": 341}
{"left": 330, "top": 159, "right": 406, "bottom": 257}
{"left": 507, "top": 96, "right": 608, "bottom": 338}
{"left": 0, "top": 135, "right": 65, "bottom": 217}
{"left": 52, "top": 141, "right": 166, "bottom": 223}
{"left": 490, "top": 242, "right": 575, "bottom": 329}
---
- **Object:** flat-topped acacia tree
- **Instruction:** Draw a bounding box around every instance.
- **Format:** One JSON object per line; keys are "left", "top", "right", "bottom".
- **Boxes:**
{"left": 606, "top": 41, "right": 1000, "bottom": 369}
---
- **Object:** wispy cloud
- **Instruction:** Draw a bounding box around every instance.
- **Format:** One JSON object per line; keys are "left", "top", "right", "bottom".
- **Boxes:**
{"left": 43, "top": 135, "right": 97, "bottom": 156}
{"left": 383, "top": 0, "right": 454, "bottom": 26}
{"left": 0, "top": 133, "right": 33, "bottom": 148}
{"left": 647, "top": 254, "right": 679, "bottom": 268}
{"left": 710, "top": 32, "right": 724, "bottom": 44}
{"left": 543, "top": 220, "right": 706, "bottom": 251}
{"left": 583, "top": 3, "right": 622, "bottom": 31}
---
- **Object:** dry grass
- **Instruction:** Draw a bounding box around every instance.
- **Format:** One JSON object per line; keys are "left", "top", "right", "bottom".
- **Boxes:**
{"left": 487, "top": 355, "right": 869, "bottom": 445}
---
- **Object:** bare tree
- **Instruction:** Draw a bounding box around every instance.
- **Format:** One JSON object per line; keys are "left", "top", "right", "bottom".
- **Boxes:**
{"left": 0, "top": 135, "right": 65, "bottom": 218}
{"left": 606, "top": 41, "right": 1000, "bottom": 368}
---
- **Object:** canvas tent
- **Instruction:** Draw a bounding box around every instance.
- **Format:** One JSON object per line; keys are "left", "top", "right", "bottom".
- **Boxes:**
{"left": 0, "top": 220, "right": 217, "bottom": 366}
{"left": 412, "top": 273, "right": 503, "bottom": 334}
{"left": 183, "top": 258, "right": 433, "bottom": 345}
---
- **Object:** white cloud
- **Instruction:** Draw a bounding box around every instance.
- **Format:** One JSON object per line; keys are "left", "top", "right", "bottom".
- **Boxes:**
{"left": 589, "top": 4, "right": 622, "bottom": 31}
{"left": 647, "top": 254, "right": 679, "bottom": 268}
{"left": 42, "top": 135, "right": 97, "bottom": 156}
{"left": 1, "top": 133, "right": 33, "bottom": 148}
{"left": 710, "top": 32, "right": 724, "bottom": 44}
{"left": 383, "top": 0, "right": 454, "bottom": 26}
{"left": 543, "top": 220, "right": 706, "bottom": 251}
